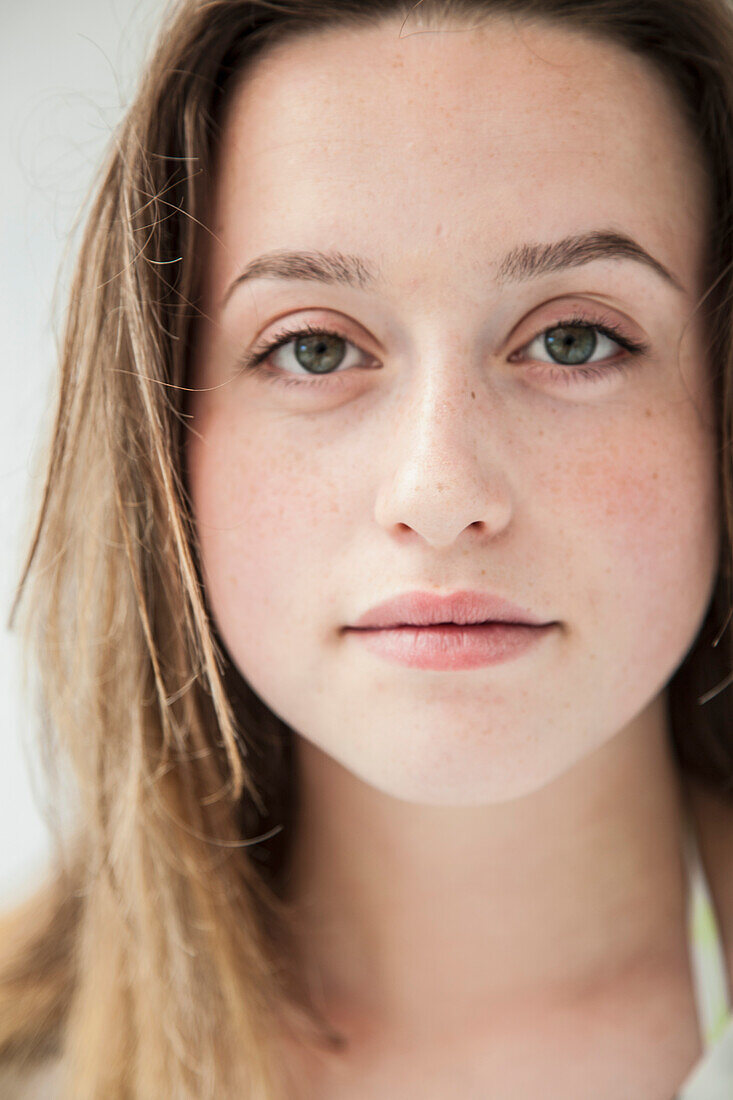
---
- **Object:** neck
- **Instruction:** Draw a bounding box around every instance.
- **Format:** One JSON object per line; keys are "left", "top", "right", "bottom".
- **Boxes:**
{"left": 283, "top": 694, "right": 691, "bottom": 1040}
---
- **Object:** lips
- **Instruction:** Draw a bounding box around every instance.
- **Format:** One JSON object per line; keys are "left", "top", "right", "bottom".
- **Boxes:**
{"left": 347, "top": 589, "right": 553, "bottom": 630}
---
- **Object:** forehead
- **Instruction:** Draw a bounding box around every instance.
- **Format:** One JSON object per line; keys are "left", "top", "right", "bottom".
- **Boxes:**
{"left": 206, "top": 16, "right": 708, "bottom": 303}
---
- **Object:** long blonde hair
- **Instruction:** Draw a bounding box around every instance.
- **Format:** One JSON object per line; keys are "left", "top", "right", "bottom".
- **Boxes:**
{"left": 4, "top": 0, "right": 733, "bottom": 1095}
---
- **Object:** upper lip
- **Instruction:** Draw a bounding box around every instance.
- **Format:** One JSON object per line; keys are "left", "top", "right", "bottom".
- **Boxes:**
{"left": 347, "top": 589, "right": 554, "bottom": 629}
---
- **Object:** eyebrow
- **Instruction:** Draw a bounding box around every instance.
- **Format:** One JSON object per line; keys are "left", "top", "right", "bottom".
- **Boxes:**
{"left": 221, "top": 228, "right": 684, "bottom": 308}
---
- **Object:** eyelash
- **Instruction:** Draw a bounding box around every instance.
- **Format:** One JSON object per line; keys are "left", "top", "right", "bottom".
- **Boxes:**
{"left": 237, "top": 313, "right": 650, "bottom": 390}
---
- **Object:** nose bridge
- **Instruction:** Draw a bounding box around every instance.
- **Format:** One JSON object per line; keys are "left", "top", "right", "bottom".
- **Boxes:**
{"left": 373, "top": 346, "right": 514, "bottom": 548}
{"left": 394, "top": 341, "right": 501, "bottom": 466}
{"left": 411, "top": 382, "right": 476, "bottom": 469}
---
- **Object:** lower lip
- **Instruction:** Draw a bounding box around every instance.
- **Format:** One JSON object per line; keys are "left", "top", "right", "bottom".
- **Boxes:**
{"left": 344, "top": 622, "right": 556, "bottom": 670}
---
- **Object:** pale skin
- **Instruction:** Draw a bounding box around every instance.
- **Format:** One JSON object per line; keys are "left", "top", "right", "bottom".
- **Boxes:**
{"left": 185, "top": 13, "right": 733, "bottom": 1097}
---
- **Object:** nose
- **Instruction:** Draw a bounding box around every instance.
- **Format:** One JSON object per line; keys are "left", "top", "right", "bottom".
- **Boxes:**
{"left": 373, "top": 369, "right": 514, "bottom": 552}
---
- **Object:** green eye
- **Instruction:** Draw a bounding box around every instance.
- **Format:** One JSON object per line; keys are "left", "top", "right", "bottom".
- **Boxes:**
{"left": 543, "top": 324, "right": 597, "bottom": 365}
{"left": 292, "top": 332, "right": 347, "bottom": 374}
{"left": 240, "top": 314, "right": 649, "bottom": 391}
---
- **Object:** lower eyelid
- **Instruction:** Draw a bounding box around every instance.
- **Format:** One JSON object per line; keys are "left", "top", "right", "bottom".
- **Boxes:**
{"left": 524, "top": 354, "right": 635, "bottom": 386}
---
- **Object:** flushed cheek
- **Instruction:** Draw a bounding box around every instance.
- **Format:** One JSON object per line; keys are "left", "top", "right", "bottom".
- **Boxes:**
{"left": 188, "top": 421, "right": 346, "bottom": 663}
{"left": 557, "top": 409, "right": 720, "bottom": 665}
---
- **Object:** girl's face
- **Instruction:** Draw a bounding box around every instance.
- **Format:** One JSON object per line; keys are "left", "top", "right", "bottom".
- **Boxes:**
{"left": 186, "top": 16, "right": 719, "bottom": 804}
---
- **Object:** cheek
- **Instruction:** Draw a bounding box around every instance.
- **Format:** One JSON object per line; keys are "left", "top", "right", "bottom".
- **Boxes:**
{"left": 556, "top": 399, "right": 720, "bottom": 660}
{"left": 186, "top": 405, "right": 342, "bottom": 667}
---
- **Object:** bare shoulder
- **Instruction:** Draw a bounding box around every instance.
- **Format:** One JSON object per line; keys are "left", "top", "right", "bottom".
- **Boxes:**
{"left": 684, "top": 775, "right": 733, "bottom": 991}
{"left": 0, "top": 1056, "right": 64, "bottom": 1099}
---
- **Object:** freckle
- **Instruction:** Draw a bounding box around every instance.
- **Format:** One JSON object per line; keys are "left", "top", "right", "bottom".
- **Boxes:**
{"left": 471, "top": 391, "right": 476, "bottom": 399}
{"left": 645, "top": 408, "right": 652, "bottom": 417}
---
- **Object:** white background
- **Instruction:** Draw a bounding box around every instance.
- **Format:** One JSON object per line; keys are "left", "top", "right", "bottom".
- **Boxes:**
{"left": 1, "top": 0, "right": 167, "bottom": 908}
